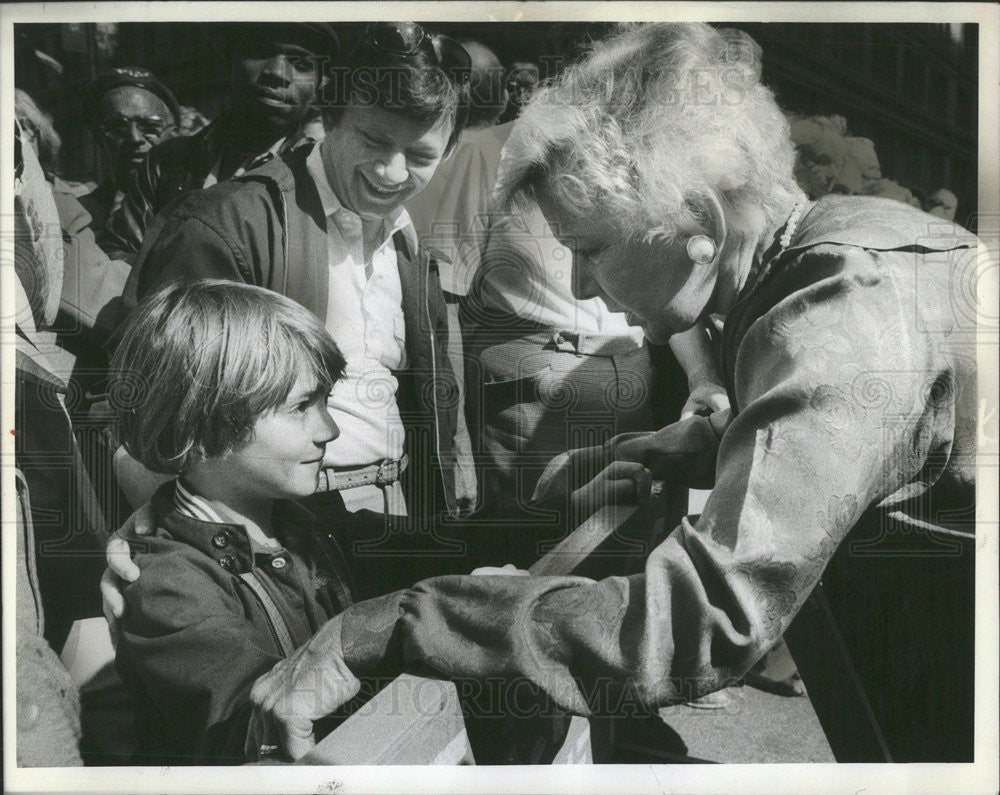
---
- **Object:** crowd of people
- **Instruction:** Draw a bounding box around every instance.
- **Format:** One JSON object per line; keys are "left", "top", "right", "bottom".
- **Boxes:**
{"left": 13, "top": 21, "right": 978, "bottom": 768}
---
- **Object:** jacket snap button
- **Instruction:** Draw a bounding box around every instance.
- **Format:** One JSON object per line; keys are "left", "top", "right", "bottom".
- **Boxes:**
{"left": 218, "top": 554, "right": 237, "bottom": 571}
{"left": 212, "top": 532, "right": 230, "bottom": 549}
{"left": 271, "top": 557, "right": 287, "bottom": 570}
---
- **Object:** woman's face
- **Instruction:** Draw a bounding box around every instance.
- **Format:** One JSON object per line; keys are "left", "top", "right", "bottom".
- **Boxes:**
{"left": 536, "top": 186, "right": 720, "bottom": 343}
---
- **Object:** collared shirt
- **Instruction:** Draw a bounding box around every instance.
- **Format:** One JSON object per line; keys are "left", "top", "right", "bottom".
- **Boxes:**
{"left": 173, "top": 479, "right": 282, "bottom": 551}
{"left": 116, "top": 480, "right": 354, "bottom": 764}
{"left": 305, "top": 144, "right": 411, "bottom": 514}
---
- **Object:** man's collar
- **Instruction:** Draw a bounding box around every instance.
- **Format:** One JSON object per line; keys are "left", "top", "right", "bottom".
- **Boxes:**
{"left": 211, "top": 111, "right": 324, "bottom": 178}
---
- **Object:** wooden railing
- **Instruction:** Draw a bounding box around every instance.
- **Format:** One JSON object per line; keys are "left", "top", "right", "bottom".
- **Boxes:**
{"left": 299, "top": 496, "right": 656, "bottom": 765}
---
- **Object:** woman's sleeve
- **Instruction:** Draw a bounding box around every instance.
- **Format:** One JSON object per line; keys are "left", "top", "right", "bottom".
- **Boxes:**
{"left": 117, "top": 555, "right": 282, "bottom": 763}
{"left": 337, "top": 248, "right": 941, "bottom": 714}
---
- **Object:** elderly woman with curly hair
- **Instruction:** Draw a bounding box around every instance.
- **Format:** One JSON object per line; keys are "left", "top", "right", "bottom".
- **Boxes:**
{"left": 243, "top": 22, "right": 980, "bottom": 759}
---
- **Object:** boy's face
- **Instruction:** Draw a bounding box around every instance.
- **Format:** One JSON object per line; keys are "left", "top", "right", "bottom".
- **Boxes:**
{"left": 321, "top": 103, "right": 453, "bottom": 220}
{"left": 225, "top": 376, "right": 338, "bottom": 499}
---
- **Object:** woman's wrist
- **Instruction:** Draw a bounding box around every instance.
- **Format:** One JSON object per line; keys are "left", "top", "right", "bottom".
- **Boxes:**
{"left": 686, "top": 368, "right": 722, "bottom": 390}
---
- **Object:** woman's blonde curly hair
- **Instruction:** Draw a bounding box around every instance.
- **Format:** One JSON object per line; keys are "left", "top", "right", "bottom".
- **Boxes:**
{"left": 493, "top": 23, "right": 802, "bottom": 243}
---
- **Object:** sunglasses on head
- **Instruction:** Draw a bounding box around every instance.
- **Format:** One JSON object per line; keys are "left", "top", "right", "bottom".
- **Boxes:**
{"left": 362, "top": 22, "right": 471, "bottom": 85}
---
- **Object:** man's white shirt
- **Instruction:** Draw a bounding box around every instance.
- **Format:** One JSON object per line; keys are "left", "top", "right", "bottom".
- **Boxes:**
{"left": 306, "top": 143, "right": 412, "bottom": 514}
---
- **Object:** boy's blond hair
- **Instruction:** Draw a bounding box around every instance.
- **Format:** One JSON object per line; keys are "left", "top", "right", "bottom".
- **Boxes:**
{"left": 110, "top": 279, "right": 346, "bottom": 475}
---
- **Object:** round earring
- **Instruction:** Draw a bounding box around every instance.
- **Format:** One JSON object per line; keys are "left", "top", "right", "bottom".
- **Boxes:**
{"left": 686, "top": 235, "right": 717, "bottom": 265}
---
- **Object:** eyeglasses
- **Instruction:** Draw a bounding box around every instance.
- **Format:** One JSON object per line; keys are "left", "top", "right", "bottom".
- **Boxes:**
{"left": 97, "top": 114, "right": 174, "bottom": 143}
{"left": 362, "top": 22, "right": 471, "bottom": 85}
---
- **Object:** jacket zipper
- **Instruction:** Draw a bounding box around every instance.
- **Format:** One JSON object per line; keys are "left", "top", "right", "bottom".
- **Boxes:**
{"left": 238, "top": 571, "right": 295, "bottom": 658}
{"left": 422, "top": 247, "right": 452, "bottom": 517}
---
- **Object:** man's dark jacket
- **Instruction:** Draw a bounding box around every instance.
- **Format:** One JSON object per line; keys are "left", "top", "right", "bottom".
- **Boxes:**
{"left": 122, "top": 144, "right": 463, "bottom": 516}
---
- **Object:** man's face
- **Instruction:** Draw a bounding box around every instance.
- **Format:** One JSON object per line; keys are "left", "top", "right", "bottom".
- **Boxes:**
{"left": 507, "top": 62, "right": 539, "bottom": 107}
{"left": 96, "top": 86, "right": 173, "bottom": 181}
{"left": 232, "top": 41, "right": 322, "bottom": 131}
{"left": 321, "top": 103, "right": 453, "bottom": 220}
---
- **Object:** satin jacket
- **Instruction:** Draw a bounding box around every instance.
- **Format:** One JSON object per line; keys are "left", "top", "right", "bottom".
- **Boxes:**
{"left": 330, "top": 195, "right": 980, "bottom": 714}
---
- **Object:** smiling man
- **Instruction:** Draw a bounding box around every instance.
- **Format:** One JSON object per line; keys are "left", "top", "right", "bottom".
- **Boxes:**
{"left": 117, "top": 23, "right": 473, "bottom": 592}
{"left": 102, "top": 23, "right": 337, "bottom": 260}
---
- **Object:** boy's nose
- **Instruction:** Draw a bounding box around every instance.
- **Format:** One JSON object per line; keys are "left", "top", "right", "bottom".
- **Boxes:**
{"left": 318, "top": 409, "right": 340, "bottom": 444}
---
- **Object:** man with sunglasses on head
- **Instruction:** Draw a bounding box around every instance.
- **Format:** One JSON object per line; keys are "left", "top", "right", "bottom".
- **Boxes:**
{"left": 101, "top": 23, "right": 336, "bottom": 261}
{"left": 112, "top": 21, "right": 476, "bottom": 598}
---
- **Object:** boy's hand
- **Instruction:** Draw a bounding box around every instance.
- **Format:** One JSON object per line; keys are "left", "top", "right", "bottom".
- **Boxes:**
{"left": 100, "top": 503, "right": 155, "bottom": 644}
{"left": 247, "top": 615, "right": 361, "bottom": 762}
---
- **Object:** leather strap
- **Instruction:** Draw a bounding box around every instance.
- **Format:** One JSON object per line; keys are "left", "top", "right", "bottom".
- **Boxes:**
{"left": 315, "top": 454, "right": 409, "bottom": 493}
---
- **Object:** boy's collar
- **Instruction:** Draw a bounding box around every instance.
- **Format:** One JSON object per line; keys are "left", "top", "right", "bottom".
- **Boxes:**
{"left": 151, "top": 480, "right": 317, "bottom": 574}
{"left": 171, "top": 477, "right": 316, "bottom": 528}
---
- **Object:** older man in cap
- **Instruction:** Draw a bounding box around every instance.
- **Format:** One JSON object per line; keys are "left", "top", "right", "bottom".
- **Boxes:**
{"left": 82, "top": 66, "right": 181, "bottom": 235}
{"left": 103, "top": 22, "right": 337, "bottom": 259}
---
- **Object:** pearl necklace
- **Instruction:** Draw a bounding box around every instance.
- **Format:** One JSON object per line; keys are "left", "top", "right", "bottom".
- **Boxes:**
{"left": 778, "top": 200, "right": 807, "bottom": 253}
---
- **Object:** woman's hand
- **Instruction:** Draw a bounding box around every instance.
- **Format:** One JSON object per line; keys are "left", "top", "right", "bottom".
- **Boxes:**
{"left": 569, "top": 460, "right": 653, "bottom": 517}
{"left": 531, "top": 445, "right": 603, "bottom": 506}
{"left": 680, "top": 379, "right": 731, "bottom": 420}
{"left": 531, "top": 431, "right": 665, "bottom": 506}
{"left": 246, "top": 615, "right": 361, "bottom": 761}
{"left": 470, "top": 563, "right": 531, "bottom": 577}
{"left": 100, "top": 503, "right": 156, "bottom": 645}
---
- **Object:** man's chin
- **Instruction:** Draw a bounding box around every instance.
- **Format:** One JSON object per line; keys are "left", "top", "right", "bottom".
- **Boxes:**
{"left": 641, "top": 325, "right": 673, "bottom": 345}
{"left": 639, "top": 317, "right": 691, "bottom": 345}
{"left": 244, "top": 102, "right": 304, "bottom": 132}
